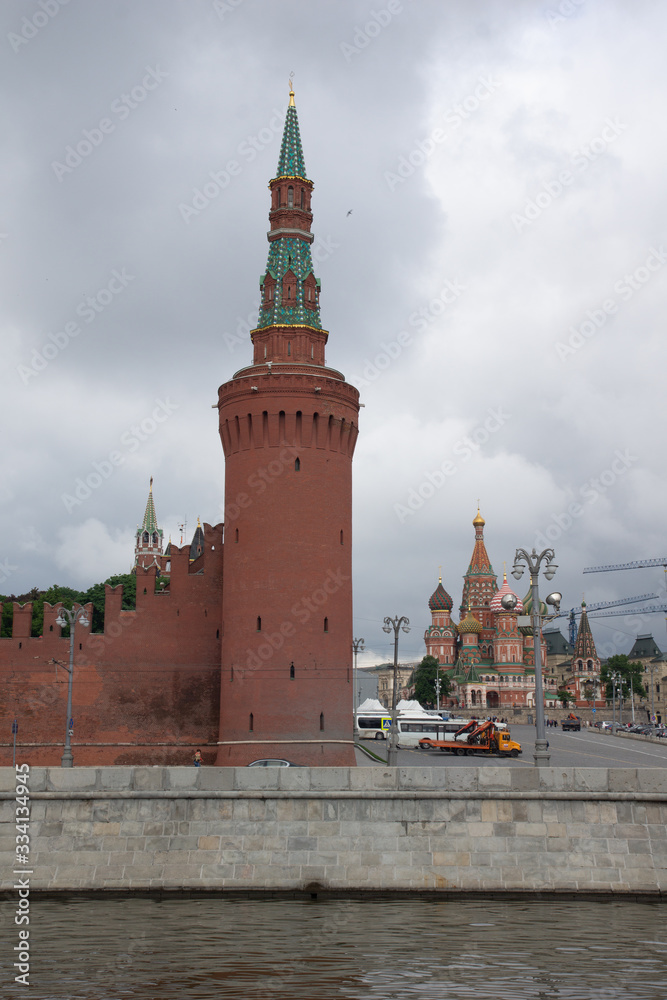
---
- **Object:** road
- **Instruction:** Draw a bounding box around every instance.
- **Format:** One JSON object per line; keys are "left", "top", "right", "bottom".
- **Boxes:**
{"left": 355, "top": 725, "right": 667, "bottom": 768}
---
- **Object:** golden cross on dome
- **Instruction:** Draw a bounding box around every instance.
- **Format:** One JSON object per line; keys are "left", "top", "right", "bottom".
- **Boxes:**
{"left": 288, "top": 72, "right": 295, "bottom": 106}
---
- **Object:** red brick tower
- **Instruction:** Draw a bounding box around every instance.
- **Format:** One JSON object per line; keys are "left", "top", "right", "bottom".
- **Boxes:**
{"left": 216, "top": 85, "right": 360, "bottom": 766}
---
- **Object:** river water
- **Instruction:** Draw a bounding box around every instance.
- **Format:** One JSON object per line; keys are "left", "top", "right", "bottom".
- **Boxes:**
{"left": 2, "top": 897, "right": 666, "bottom": 999}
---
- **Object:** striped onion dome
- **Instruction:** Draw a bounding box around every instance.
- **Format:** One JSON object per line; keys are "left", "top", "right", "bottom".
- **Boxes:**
{"left": 490, "top": 574, "right": 524, "bottom": 613}
{"left": 428, "top": 580, "right": 453, "bottom": 612}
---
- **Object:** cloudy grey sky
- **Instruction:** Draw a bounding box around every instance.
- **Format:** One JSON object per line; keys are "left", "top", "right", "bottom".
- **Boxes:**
{"left": 2, "top": 0, "right": 666, "bottom": 665}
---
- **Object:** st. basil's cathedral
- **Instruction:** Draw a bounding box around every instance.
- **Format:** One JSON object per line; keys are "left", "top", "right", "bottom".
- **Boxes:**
{"left": 424, "top": 510, "right": 600, "bottom": 711}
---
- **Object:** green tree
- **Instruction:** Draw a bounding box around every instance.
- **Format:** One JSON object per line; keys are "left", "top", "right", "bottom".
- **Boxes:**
{"left": 411, "top": 655, "right": 451, "bottom": 708}
{"left": 600, "top": 654, "right": 646, "bottom": 701}
{"left": 81, "top": 573, "right": 136, "bottom": 632}
{"left": 557, "top": 687, "right": 576, "bottom": 707}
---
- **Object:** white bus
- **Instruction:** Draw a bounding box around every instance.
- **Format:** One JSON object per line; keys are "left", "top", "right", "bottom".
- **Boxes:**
{"left": 392, "top": 715, "right": 470, "bottom": 748}
{"left": 355, "top": 712, "right": 392, "bottom": 740}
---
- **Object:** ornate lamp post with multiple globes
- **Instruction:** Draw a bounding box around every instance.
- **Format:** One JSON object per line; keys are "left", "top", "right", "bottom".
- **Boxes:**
{"left": 382, "top": 615, "right": 410, "bottom": 766}
{"left": 54, "top": 604, "right": 89, "bottom": 767}
{"left": 352, "top": 637, "right": 365, "bottom": 723}
{"left": 509, "top": 547, "right": 561, "bottom": 767}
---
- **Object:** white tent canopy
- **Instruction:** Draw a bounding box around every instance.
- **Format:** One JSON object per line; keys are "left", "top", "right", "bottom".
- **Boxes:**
{"left": 356, "top": 698, "right": 387, "bottom": 715}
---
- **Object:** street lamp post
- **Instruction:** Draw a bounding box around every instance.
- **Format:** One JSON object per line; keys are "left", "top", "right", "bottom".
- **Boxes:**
{"left": 382, "top": 615, "right": 410, "bottom": 767}
{"left": 610, "top": 670, "right": 621, "bottom": 731}
{"left": 54, "top": 604, "right": 90, "bottom": 767}
{"left": 511, "top": 547, "right": 559, "bottom": 767}
{"left": 352, "top": 637, "right": 365, "bottom": 729}
{"left": 435, "top": 674, "right": 441, "bottom": 713}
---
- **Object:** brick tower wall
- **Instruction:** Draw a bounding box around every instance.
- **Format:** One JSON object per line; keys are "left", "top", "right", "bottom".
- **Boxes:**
{"left": 0, "top": 525, "right": 224, "bottom": 766}
{"left": 217, "top": 369, "right": 359, "bottom": 765}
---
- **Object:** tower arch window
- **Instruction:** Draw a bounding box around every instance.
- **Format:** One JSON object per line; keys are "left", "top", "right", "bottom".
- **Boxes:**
{"left": 287, "top": 341, "right": 291, "bottom": 355}
{"left": 340, "top": 529, "right": 343, "bottom": 545}
{"left": 249, "top": 713, "right": 254, "bottom": 732}
{"left": 324, "top": 617, "right": 328, "bottom": 632}
{"left": 290, "top": 662, "right": 295, "bottom": 679}
{"left": 320, "top": 712, "right": 324, "bottom": 731}
{"left": 143, "top": 532, "right": 149, "bottom": 544}
{"left": 235, "top": 528, "right": 239, "bottom": 543}
{"left": 257, "top": 616, "right": 262, "bottom": 631}
{"left": 152, "top": 532, "right": 158, "bottom": 544}
{"left": 300, "top": 188, "right": 305, "bottom": 208}
{"left": 295, "top": 458, "right": 300, "bottom": 471}
{"left": 287, "top": 186, "right": 294, "bottom": 207}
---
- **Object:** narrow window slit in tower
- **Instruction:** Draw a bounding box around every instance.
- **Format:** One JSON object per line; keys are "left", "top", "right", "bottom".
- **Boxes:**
{"left": 340, "top": 529, "right": 344, "bottom": 545}
{"left": 320, "top": 713, "right": 324, "bottom": 731}
{"left": 249, "top": 713, "right": 254, "bottom": 732}
{"left": 290, "top": 662, "right": 295, "bottom": 679}
{"left": 324, "top": 617, "right": 328, "bottom": 633}
{"left": 235, "top": 529, "right": 239, "bottom": 542}
{"left": 295, "top": 458, "right": 300, "bottom": 471}
{"left": 257, "top": 616, "right": 262, "bottom": 631}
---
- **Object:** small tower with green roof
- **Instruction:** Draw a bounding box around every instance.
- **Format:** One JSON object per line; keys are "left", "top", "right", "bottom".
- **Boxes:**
{"left": 134, "top": 477, "right": 164, "bottom": 571}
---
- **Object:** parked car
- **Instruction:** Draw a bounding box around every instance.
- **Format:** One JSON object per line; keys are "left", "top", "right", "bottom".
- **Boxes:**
{"left": 246, "top": 759, "right": 303, "bottom": 767}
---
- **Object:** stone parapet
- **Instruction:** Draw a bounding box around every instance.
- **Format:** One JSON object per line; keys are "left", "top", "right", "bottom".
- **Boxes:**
{"left": 2, "top": 767, "right": 666, "bottom": 895}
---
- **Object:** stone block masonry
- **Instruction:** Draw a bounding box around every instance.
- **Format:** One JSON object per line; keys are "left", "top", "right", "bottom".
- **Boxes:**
{"left": 1, "top": 767, "right": 666, "bottom": 895}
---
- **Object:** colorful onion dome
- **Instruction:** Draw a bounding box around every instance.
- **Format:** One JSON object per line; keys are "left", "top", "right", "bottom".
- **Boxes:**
{"left": 458, "top": 609, "right": 483, "bottom": 634}
{"left": 428, "top": 579, "right": 453, "bottom": 611}
{"left": 490, "top": 574, "right": 524, "bottom": 613}
{"left": 522, "top": 590, "right": 547, "bottom": 618}
{"left": 472, "top": 507, "right": 485, "bottom": 527}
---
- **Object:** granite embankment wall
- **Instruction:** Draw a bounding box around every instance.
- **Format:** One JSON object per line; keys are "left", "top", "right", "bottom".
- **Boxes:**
{"left": 2, "top": 766, "right": 666, "bottom": 895}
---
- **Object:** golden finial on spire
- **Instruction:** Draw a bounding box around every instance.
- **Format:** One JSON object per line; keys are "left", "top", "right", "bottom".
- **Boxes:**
{"left": 288, "top": 72, "right": 295, "bottom": 106}
{"left": 149, "top": 476, "right": 153, "bottom": 491}
{"left": 438, "top": 564, "right": 442, "bottom": 584}
{"left": 503, "top": 560, "right": 507, "bottom": 581}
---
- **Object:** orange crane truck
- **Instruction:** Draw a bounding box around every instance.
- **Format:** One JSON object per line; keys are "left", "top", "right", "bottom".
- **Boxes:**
{"left": 418, "top": 719, "right": 522, "bottom": 758}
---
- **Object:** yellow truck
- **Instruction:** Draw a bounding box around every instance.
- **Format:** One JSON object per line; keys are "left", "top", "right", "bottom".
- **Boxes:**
{"left": 419, "top": 719, "right": 522, "bottom": 757}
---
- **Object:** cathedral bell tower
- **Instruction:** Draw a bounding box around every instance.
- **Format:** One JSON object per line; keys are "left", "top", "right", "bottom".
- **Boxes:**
{"left": 216, "top": 84, "right": 360, "bottom": 766}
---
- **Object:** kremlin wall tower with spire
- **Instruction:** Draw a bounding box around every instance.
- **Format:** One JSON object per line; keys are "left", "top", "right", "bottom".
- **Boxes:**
{"left": 0, "top": 86, "right": 359, "bottom": 767}
{"left": 0, "top": 90, "right": 601, "bottom": 766}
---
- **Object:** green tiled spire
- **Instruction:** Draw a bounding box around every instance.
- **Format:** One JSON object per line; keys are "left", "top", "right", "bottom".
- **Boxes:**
{"left": 275, "top": 89, "right": 309, "bottom": 180}
{"left": 141, "top": 477, "right": 159, "bottom": 535}
{"left": 255, "top": 85, "right": 322, "bottom": 333}
{"left": 256, "top": 238, "right": 322, "bottom": 330}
